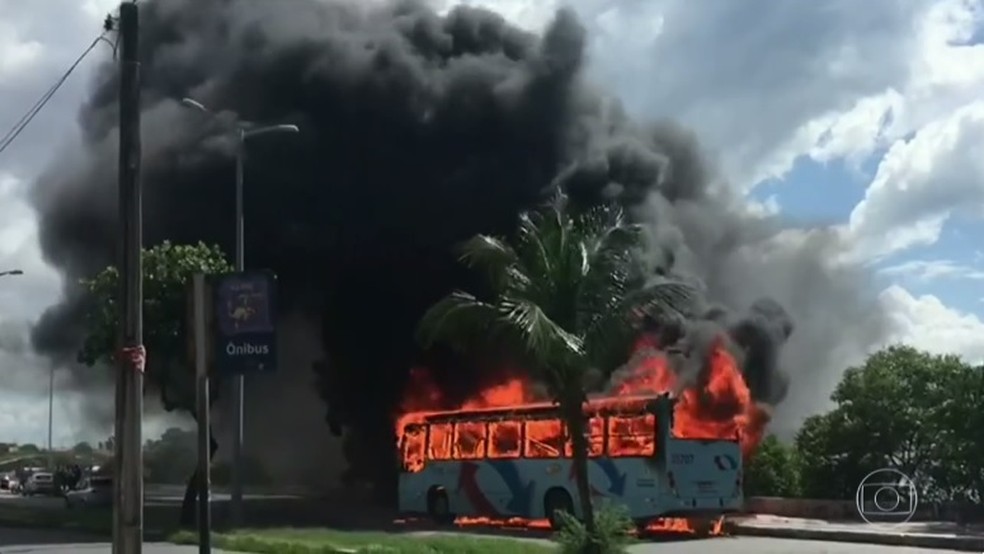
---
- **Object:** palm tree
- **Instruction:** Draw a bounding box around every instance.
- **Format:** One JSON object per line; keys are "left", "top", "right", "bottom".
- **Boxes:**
{"left": 417, "top": 196, "right": 696, "bottom": 537}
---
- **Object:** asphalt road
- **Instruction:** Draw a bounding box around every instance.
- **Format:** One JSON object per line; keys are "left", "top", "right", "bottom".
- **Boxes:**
{"left": 0, "top": 530, "right": 964, "bottom": 554}
{"left": 0, "top": 485, "right": 298, "bottom": 510}
{"left": 626, "top": 537, "right": 963, "bottom": 553}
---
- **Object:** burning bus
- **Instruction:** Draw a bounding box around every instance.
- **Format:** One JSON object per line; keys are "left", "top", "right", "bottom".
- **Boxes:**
{"left": 397, "top": 392, "right": 743, "bottom": 531}
{"left": 395, "top": 329, "right": 773, "bottom": 532}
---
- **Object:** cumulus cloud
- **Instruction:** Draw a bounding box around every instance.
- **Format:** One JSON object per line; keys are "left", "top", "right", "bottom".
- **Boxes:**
{"left": 846, "top": 102, "right": 984, "bottom": 260}
{"left": 880, "top": 284, "right": 984, "bottom": 364}
{"left": 880, "top": 259, "right": 984, "bottom": 283}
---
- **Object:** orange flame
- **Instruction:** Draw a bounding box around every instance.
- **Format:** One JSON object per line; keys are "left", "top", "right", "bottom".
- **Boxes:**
{"left": 398, "top": 333, "right": 769, "bottom": 456}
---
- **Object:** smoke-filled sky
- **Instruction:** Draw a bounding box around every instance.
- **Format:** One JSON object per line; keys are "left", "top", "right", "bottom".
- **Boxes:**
{"left": 0, "top": 0, "right": 982, "bottom": 451}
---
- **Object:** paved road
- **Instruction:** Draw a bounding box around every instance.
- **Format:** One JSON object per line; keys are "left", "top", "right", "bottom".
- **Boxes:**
{"left": 0, "top": 486, "right": 299, "bottom": 510}
{"left": 0, "top": 534, "right": 965, "bottom": 553}
{"left": 627, "top": 536, "right": 964, "bottom": 553}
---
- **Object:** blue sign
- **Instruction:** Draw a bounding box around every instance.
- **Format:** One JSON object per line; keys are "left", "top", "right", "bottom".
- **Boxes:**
{"left": 213, "top": 270, "right": 277, "bottom": 374}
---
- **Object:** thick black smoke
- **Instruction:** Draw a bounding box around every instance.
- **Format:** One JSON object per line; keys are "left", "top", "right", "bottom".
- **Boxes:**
{"left": 29, "top": 0, "right": 886, "bottom": 492}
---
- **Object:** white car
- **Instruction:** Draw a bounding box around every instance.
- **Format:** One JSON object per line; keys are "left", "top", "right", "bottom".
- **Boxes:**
{"left": 23, "top": 472, "right": 56, "bottom": 496}
{"left": 65, "top": 476, "right": 112, "bottom": 508}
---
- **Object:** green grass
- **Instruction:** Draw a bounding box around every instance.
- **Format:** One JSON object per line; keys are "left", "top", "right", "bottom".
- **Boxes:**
{"left": 170, "top": 528, "right": 556, "bottom": 554}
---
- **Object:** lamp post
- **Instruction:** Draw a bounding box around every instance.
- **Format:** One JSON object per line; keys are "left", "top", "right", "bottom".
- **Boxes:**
{"left": 180, "top": 97, "right": 298, "bottom": 526}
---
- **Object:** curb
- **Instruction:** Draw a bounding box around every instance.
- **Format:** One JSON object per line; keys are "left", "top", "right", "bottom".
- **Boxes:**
{"left": 728, "top": 522, "right": 984, "bottom": 552}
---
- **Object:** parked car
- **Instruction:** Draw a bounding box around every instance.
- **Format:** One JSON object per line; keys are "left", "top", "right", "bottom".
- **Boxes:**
{"left": 0, "top": 473, "right": 10, "bottom": 490}
{"left": 23, "top": 472, "right": 56, "bottom": 496}
{"left": 64, "top": 476, "right": 112, "bottom": 509}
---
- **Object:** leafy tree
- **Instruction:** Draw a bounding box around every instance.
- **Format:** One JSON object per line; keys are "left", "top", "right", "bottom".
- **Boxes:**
{"left": 795, "top": 345, "right": 983, "bottom": 503}
{"left": 72, "top": 442, "right": 94, "bottom": 455}
{"left": 417, "top": 198, "right": 695, "bottom": 541}
{"left": 77, "top": 240, "right": 232, "bottom": 526}
{"left": 19, "top": 444, "right": 39, "bottom": 454}
{"left": 744, "top": 435, "right": 801, "bottom": 497}
{"left": 144, "top": 428, "right": 196, "bottom": 485}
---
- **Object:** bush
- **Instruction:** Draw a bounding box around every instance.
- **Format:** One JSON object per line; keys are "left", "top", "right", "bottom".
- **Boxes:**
{"left": 554, "top": 503, "right": 635, "bottom": 554}
{"left": 745, "top": 435, "right": 802, "bottom": 497}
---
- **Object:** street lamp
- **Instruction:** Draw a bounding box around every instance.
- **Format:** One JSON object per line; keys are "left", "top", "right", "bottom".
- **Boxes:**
{"left": 0, "top": 269, "right": 55, "bottom": 469}
{"left": 180, "top": 97, "right": 298, "bottom": 525}
{"left": 0, "top": 269, "right": 51, "bottom": 466}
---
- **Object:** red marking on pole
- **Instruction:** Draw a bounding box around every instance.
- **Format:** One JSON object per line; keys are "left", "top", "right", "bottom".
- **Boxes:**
{"left": 116, "top": 345, "right": 146, "bottom": 374}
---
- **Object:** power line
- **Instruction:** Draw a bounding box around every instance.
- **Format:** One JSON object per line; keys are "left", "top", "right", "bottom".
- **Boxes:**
{"left": 0, "top": 34, "right": 110, "bottom": 158}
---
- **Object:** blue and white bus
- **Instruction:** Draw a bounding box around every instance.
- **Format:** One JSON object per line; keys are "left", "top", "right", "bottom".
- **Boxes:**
{"left": 397, "top": 393, "right": 742, "bottom": 532}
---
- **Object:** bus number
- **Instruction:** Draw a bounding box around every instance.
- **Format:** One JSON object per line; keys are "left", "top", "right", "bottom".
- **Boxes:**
{"left": 671, "top": 453, "right": 694, "bottom": 465}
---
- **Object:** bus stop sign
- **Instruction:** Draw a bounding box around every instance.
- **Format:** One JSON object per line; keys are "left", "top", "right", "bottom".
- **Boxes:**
{"left": 213, "top": 270, "right": 277, "bottom": 374}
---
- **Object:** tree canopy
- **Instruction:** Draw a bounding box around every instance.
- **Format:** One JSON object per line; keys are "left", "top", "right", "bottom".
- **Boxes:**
{"left": 743, "top": 345, "right": 984, "bottom": 505}
{"left": 77, "top": 240, "right": 233, "bottom": 415}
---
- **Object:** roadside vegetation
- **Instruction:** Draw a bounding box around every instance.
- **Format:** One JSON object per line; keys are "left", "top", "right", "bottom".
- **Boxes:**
{"left": 170, "top": 528, "right": 556, "bottom": 554}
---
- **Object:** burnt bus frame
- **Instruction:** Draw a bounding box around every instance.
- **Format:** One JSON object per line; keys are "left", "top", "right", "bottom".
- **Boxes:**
{"left": 399, "top": 399, "right": 664, "bottom": 469}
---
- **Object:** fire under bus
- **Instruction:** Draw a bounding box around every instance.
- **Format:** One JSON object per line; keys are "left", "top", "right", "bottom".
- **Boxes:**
{"left": 397, "top": 392, "right": 742, "bottom": 532}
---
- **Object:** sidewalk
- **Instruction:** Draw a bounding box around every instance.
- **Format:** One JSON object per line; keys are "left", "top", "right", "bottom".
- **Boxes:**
{"left": 728, "top": 514, "right": 984, "bottom": 552}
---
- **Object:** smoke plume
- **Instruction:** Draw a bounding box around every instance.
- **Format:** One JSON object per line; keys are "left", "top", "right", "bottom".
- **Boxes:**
{"left": 28, "top": 0, "right": 887, "bottom": 490}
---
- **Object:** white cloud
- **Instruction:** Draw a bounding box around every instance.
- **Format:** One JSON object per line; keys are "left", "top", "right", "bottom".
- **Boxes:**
{"left": 880, "top": 284, "right": 984, "bottom": 364}
{"left": 0, "top": 22, "right": 43, "bottom": 77}
{"left": 845, "top": 101, "right": 984, "bottom": 260}
{"left": 762, "top": 0, "right": 984, "bottom": 187}
{"left": 880, "top": 259, "right": 984, "bottom": 283}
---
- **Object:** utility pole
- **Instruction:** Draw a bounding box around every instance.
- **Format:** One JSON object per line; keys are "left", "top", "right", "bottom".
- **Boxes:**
{"left": 230, "top": 129, "right": 246, "bottom": 527}
{"left": 114, "top": 3, "right": 144, "bottom": 553}
{"left": 192, "top": 274, "right": 212, "bottom": 553}
{"left": 47, "top": 364, "right": 54, "bottom": 470}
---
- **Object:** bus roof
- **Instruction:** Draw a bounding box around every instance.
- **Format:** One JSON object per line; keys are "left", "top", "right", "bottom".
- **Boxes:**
{"left": 407, "top": 393, "right": 672, "bottom": 426}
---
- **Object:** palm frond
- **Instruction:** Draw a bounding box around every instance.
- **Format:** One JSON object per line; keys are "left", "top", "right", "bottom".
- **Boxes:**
{"left": 573, "top": 203, "right": 626, "bottom": 243}
{"left": 582, "top": 278, "right": 698, "bottom": 373}
{"left": 456, "top": 235, "right": 526, "bottom": 294}
{"left": 626, "top": 279, "right": 699, "bottom": 321}
{"left": 416, "top": 291, "right": 499, "bottom": 351}
{"left": 498, "top": 296, "right": 584, "bottom": 363}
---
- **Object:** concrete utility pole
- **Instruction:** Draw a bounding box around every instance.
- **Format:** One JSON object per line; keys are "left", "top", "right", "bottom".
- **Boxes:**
{"left": 47, "top": 364, "right": 54, "bottom": 470}
{"left": 114, "top": 2, "right": 144, "bottom": 553}
{"left": 192, "top": 274, "right": 212, "bottom": 554}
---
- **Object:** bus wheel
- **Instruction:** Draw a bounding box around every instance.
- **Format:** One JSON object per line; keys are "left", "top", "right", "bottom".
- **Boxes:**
{"left": 427, "top": 487, "right": 453, "bottom": 525}
{"left": 544, "top": 488, "right": 574, "bottom": 530}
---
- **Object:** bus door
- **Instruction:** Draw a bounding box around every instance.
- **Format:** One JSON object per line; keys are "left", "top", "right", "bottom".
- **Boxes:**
{"left": 665, "top": 437, "right": 742, "bottom": 509}
{"left": 452, "top": 421, "right": 496, "bottom": 515}
{"left": 486, "top": 419, "right": 526, "bottom": 515}
{"left": 397, "top": 425, "right": 428, "bottom": 513}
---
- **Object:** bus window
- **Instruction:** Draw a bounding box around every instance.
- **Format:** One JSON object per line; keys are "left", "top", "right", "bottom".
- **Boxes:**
{"left": 428, "top": 423, "right": 452, "bottom": 460}
{"left": 525, "top": 419, "right": 564, "bottom": 458}
{"left": 402, "top": 426, "right": 426, "bottom": 472}
{"left": 453, "top": 422, "right": 487, "bottom": 459}
{"left": 488, "top": 420, "right": 521, "bottom": 458}
{"left": 607, "top": 414, "right": 655, "bottom": 457}
{"left": 565, "top": 416, "right": 605, "bottom": 458}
